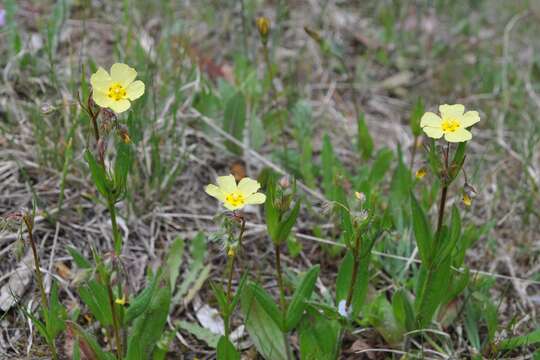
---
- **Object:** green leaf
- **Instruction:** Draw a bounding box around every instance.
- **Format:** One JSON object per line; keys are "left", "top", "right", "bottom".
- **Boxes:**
{"left": 437, "top": 206, "right": 461, "bottom": 265}
{"left": 126, "top": 279, "right": 172, "bottom": 360}
{"left": 275, "top": 200, "right": 301, "bottom": 245}
{"left": 248, "top": 283, "right": 284, "bottom": 330}
{"left": 217, "top": 336, "right": 240, "bottom": 360}
{"left": 298, "top": 306, "right": 340, "bottom": 360}
{"left": 357, "top": 113, "right": 373, "bottom": 159}
{"left": 78, "top": 280, "right": 112, "bottom": 327}
{"left": 369, "top": 149, "right": 393, "bottom": 185}
{"left": 321, "top": 134, "right": 335, "bottom": 200}
{"left": 335, "top": 251, "right": 354, "bottom": 305}
{"left": 46, "top": 281, "right": 66, "bottom": 339}
{"left": 264, "top": 175, "right": 280, "bottom": 241}
{"left": 84, "top": 150, "right": 110, "bottom": 198}
{"left": 67, "top": 322, "right": 115, "bottom": 360}
{"left": 498, "top": 329, "right": 540, "bottom": 351}
{"left": 67, "top": 246, "right": 92, "bottom": 269}
{"left": 286, "top": 235, "right": 303, "bottom": 258}
{"left": 366, "top": 294, "right": 405, "bottom": 345}
{"left": 414, "top": 257, "right": 452, "bottom": 328}
{"left": 410, "top": 98, "right": 424, "bottom": 136}
{"left": 286, "top": 265, "right": 320, "bottom": 331}
{"left": 179, "top": 321, "right": 220, "bottom": 348}
{"left": 113, "top": 141, "right": 133, "bottom": 194}
{"left": 211, "top": 281, "right": 229, "bottom": 315}
{"left": 391, "top": 289, "right": 415, "bottom": 331}
{"left": 166, "top": 237, "right": 185, "bottom": 290}
{"left": 410, "top": 193, "right": 433, "bottom": 264}
{"left": 125, "top": 273, "right": 159, "bottom": 324}
{"left": 241, "top": 283, "right": 288, "bottom": 360}
{"left": 223, "top": 91, "right": 246, "bottom": 155}
{"left": 450, "top": 142, "right": 467, "bottom": 181}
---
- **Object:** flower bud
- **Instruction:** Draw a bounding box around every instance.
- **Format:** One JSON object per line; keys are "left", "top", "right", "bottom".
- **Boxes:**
{"left": 117, "top": 126, "right": 132, "bottom": 144}
{"left": 256, "top": 17, "right": 270, "bottom": 42}
{"left": 415, "top": 167, "right": 427, "bottom": 180}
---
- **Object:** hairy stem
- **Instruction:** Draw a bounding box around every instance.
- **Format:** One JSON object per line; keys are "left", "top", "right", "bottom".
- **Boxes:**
{"left": 224, "top": 217, "right": 246, "bottom": 337}
{"left": 108, "top": 199, "right": 122, "bottom": 256}
{"left": 274, "top": 243, "right": 292, "bottom": 360}
{"left": 106, "top": 278, "right": 123, "bottom": 359}
{"left": 23, "top": 216, "right": 58, "bottom": 360}
{"left": 346, "top": 232, "right": 361, "bottom": 309}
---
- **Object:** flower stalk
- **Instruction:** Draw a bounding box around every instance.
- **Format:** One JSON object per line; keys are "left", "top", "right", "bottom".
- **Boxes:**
{"left": 224, "top": 215, "right": 246, "bottom": 337}
{"left": 22, "top": 214, "right": 58, "bottom": 360}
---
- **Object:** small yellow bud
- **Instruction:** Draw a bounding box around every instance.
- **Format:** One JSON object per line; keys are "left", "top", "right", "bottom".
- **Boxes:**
{"left": 115, "top": 295, "right": 127, "bottom": 306}
{"left": 415, "top": 168, "right": 427, "bottom": 180}
{"left": 462, "top": 193, "right": 472, "bottom": 207}
{"left": 354, "top": 192, "right": 366, "bottom": 202}
{"left": 227, "top": 247, "right": 235, "bottom": 257}
{"left": 256, "top": 17, "right": 270, "bottom": 40}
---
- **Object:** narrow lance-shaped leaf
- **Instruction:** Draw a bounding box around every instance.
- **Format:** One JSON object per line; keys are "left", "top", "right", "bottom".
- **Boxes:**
{"left": 410, "top": 193, "right": 432, "bottom": 264}
{"left": 285, "top": 265, "right": 320, "bottom": 331}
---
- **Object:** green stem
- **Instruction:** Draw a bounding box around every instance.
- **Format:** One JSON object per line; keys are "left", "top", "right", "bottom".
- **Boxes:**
{"left": 262, "top": 44, "right": 277, "bottom": 97}
{"left": 23, "top": 216, "right": 58, "bottom": 360}
{"left": 224, "top": 217, "right": 246, "bottom": 337}
{"left": 274, "top": 243, "right": 292, "bottom": 360}
{"left": 409, "top": 135, "right": 418, "bottom": 170}
{"left": 108, "top": 199, "right": 122, "bottom": 255}
{"left": 345, "top": 233, "right": 361, "bottom": 309}
{"left": 106, "top": 277, "right": 123, "bottom": 359}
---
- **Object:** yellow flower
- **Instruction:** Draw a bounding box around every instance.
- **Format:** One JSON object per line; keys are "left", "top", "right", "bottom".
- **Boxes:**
{"left": 205, "top": 174, "right": 266, "bottom": 211}
{"left": 90, "top": 63, "right": 145, "bottom": 114}
{"left": 415, "top": 167, "right": 427, "bottom": 180}
{"left": 420, "top": 104, "right": 480, "bottom": 142}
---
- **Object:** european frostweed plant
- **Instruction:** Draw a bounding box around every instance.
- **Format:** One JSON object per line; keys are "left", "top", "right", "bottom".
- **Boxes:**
{"left": 205, "top": 174, "right": 266, "bottom": 211}
{"left": 205, "top": 174, "right": 265, "bottom": 356}
{"left": 90, "top": 63, "right": 145, "bottom": 113}
{"left": 420, "top": 104, "right": 480, "bottom": 142}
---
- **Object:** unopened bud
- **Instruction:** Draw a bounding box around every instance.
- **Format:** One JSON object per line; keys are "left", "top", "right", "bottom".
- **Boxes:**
{"left": 279, "top": 176, "right": 290, "bottom": 189}
{"left": 354, "top": 191, "right": 366, "bottom": 203}
{"left": 256, "top": 17, "right": 270, "bottom": 41}
{"left": 117, "top": 126, "right": 132, "bottom": 144}
{"left": 40, "top": 103, "right": 55, "bottom": 114}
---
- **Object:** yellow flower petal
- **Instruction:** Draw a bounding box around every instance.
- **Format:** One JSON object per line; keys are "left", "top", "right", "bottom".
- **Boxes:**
{"left": 217, "top": 175, "right": 237, "bottom": 193}
{"left": 205, "top": 184, "right": 225, "bottom": 201}
{"left": 92, "top": 91, "right": 113, "bottom": 108}
{"left": 126, "top": 80, "right": 145, "bottom": 100}
{"left": 109, "top": 99, "right": 131, "bottom": 113}
{"left": 110, "top": 63, "right": 137, "bottom": 87}
{"left": 422, "top": 126, "right": 444, "bottom": 139}
{"left": 90, "top": 67, "right": 112, "bottom": 93}
{"left": 237, "top": 177, "right": 261, "bottom": 197}
{"left": 420, "top": 112, "right": 442, "bottom": 128}
{"left": 444, "top": 128, "right": 472, "bottom": 142}
{"left": 245, "top": 193, "right": 266, "bottom": 205}
{"left": 439, "top": 104, "right": 465, "bottom": 119}
{"left": 460, "top": 110, "right": 480, "bottom": 128}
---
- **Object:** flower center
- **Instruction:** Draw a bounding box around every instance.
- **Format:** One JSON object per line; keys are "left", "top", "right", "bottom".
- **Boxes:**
{"left": 441, "top": 118, "right": 461, "bottom": 133}
{"left": 225, "top": 192, "right": 245, "bottom": 208}
{"left": 107, "top": 83, "right": 127, "bottom": 101}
